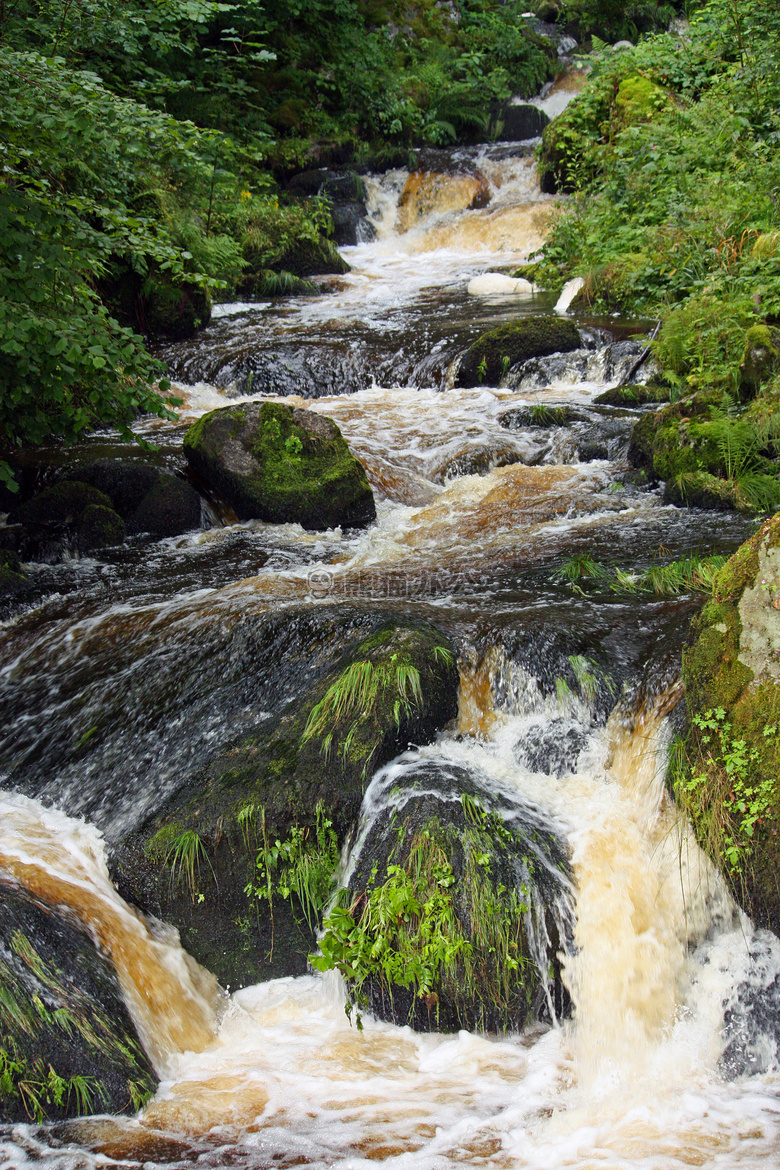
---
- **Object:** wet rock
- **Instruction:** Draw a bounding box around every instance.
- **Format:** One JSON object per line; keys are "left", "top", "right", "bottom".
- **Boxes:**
{"left": 65, "top": 462, "right": 203, "bottom": 539}
{"left": 455, "top": 316, "right": 581, "bottom": 388}
{"left": 268, "top": 235, "right": 350, "bottom": 279}
{"left": 183, "top": 401, "right": 376, "bottom": 530}
{"left": 0, "top": 547, "right": 32, "bottom": 606}
{"left": 324, "top": 758, "right": 574, "bottom": 1033}
{"left": 287, "top": 171, "right": 373, "bottom": 247}
{"left": 102, "top": 263, "right": 211, "bottom": 341}
{"left": 720, "top": 932, "right": 780, "bottom": 1078}
{"left": 77, "top": 504, "right": 126, "bottom": 554}
{"left": 499, "top": 405, "right": 576, "bottom": 429}
{"left": 594, "top": 382, "right": 670, "bottom": 406}
{"left": 9, "top": 481, "right": 125, "bottom": 562}
{"left": 112, "top": 623, "right": 459, "bottom": 989}
{"left": 498, "top": 103, "right": 550, "bottom": 141}
{"left": 0, "top": 882, "right": 156, "bottom": 1122}
{"left": 680, "top": 512, "right": 780, "bottom": 934}
{"left": 331, "top": 202, "right": 376, "bottom": 246}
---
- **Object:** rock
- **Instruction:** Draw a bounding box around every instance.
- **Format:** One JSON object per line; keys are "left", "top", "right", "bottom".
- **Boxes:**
{"left": 316, "top": 758, "right": 574, "bottom": 1032}
{"left": 11, "top": 481, "right": 114, "bottom": 528}
{"left": 0, "top": 882, "right": 156, "bottom": 1122}
{"left": 112, "top": 623, "right": 459, "bottom": 989}
{"left": 498, "top": 103, "right": 550, "bottom": 141}
{"left": 0, "top": 548, "right": 32, "bottom": 605}
{"left": 626, "top": 412, "right": 657, "bottom": 478}
{"left": 455, "top": 316, "right": 581, "bottom": 387}
{"left": 77, "top": 504, "right": 125, "bottom": 553}
{"left": 330, "top": 202, "right": 376, "bottom": 247}
{"left": 499, "top": 404, "right": 575, "bottom": 429}
{"left": 272, "top": 235, "right": 350, "bottom": 279}
{"left": 63, "top": 462, "right": 203, "bottom": 541}
{"left": 467, "top": 273, "right": 535, "bottom": 297}
{"left": 183, "top": 401, "right": 376, "bottom": 530}
{"left": 663, "top": 471, "right": 740, "bottom": 511}
{"left": 679, "top": 512, "right": 780, "bottom": 934}
{"left": 125, "top": 475, "right": 202, "bottom": 538}
{"left": 739, "top": 324, "right": 780, "bottom": 399}
{"left": 594, "top": 383, "right": 670, "bottom": 406}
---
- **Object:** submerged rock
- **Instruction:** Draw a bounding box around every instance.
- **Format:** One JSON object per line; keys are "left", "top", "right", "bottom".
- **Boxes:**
{"left": 455, "top": 315, "right": 581, "bottom": 387}
{"left": 679, "top": 512, "right": 780, "bottom": 933}
{"left": 315, "top": 758, "right": 574, "bottom": 1033}
{"left": 183, "top": 401, "right": 376, "bottom": 530}
{"left": 0, "top": 883, "right": 156, "bottom": 1122}
{"left": 112, "top": 623, "right": 459, "bottom": 988}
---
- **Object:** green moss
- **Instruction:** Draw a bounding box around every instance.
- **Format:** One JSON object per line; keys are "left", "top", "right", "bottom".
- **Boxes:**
{"left": 15, "top": 481, "right": 113, "bottom": 527}
{"left": 594, "top": 383, "right": 670, "bottom": 406}
{"left": 712, "top": 520, "right": 772, "bottom": 602}
{"left": 739, "top": 323, "right": 780, "bottom": 398}
{"left": 456, "top": 316, "right": 581, "bottom": 388}
{"left": 614, "top": 75, "right": 671, "bottom": 124}
{"left": 144, "top": 822, "right": 183, "bottom": 863}
{"left": 141, "top": 272, "right": 211, "bottom": 340}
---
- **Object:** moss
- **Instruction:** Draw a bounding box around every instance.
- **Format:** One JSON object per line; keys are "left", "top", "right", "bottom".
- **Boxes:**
{"left": 144, "top": 822, "right": 184, "bottom": 864}
{"left": 183, "top": 401, "right": 376, "bottom": 530}
{"left": 712, "top": 519, "right": 775, "bottom": 602}
{"left": 594, "top": 383, "right": 670, "bottom": 406}
{"left": 626, "top": 411, "right": 657, "bottom": 477}
{"left": 456, "top": 315, "right": 581, "bottom": 387}
{"left": 614, "top": 75, "right": 671, "bottom": 124}
{"left": 683, "top": 601, "right": 752, "bottom": 715}
{"left": 663, "top": 471, "right": 741, "bottom": 511}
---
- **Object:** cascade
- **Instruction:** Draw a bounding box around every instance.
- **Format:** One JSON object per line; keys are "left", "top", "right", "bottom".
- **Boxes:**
{"left": 3, "top": 77, "right": 780, "bottom": 1169}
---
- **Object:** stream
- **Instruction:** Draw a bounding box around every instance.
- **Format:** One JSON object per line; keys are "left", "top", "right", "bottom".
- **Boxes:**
{"left": 3, "top": 101, "right": 780, "bottom": 1168}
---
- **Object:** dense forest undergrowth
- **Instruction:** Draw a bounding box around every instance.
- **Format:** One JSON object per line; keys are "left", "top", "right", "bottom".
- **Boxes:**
{"left": 0, "top": 0, "right": 685, "bottom": 490}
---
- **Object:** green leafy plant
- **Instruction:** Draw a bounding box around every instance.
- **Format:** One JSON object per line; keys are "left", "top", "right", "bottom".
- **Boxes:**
{"left": 673, "top": 706, "right": 777, "bottom": 874}
{"left": 165, "top": 830, "right": 215, "bottom": 901}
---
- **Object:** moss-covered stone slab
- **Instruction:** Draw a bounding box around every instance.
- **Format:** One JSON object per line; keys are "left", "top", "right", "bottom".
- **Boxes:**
{"left": 183, "top": 401, "right": 376, "bottom": 529}
{"left": 678, "top": 512, "right": 780, "bottom": 934}
{"left": 314, "top": 759, "right": 574, "bottom": 1033}
{"left": 594, "top": 382, "right": 670, "bottom": 406}
{"left": 455, "top": 316, "right": 581, "bottom": 388}
{"left": 0, "top": 883, "right": 156, "bottom": 1122}
{"left": 111, "top": 622, "right": 459, "bottom": 989}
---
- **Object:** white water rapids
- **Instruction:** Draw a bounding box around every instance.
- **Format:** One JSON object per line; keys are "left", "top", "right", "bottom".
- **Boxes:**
{"left": 3, "top": 118, "right": 780, "bottom": 1169}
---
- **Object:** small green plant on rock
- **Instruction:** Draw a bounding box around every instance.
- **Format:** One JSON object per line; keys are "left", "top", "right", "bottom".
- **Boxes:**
{"left": 165, "top": 830, "right": 215, "bottom": 902}
{"left": 246, "top": 802, "right": 339, "bottom": 932}
{"left": 673, "top": 706, "right": 777, "bottom": 875}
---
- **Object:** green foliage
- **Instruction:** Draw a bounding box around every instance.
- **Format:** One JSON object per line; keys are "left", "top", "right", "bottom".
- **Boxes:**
{"left": 302, "top": 655, "right": 423, "bottom": 765}
{"left": 165, "top": 829, "right": 215, "bottom": 901}
{"left": 552, "top": 553, "right": 608, "bottom": 588}
{"left": 672, "top": 706, "right": 777, "bottom": 874}
{"left": 312, "top": 811, "right": 534, "bottom": 1030}
{"left": 0, "top": 1048, "right": 107, "bottom": 1122}
{"left": 245, "top": 802, "right": 340, "bottom": 931}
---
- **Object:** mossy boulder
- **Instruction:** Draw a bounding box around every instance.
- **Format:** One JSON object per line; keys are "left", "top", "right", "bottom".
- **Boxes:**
{"left": 614, "top": 75, "right": 671, "bottom": 124}
{"left": 678, "top": 512, "right": 780, "bottom": 933}
{"left": 594, "top": 382, "right": 670, "bottom": 406}
{"left": 183, "top": 401, "right": 376, "bottom": 530}
{"left": 64, "top": 461, "right": 202, "bottom": 539}
{"left": 739, "top": 324, "right": 780, "bottom": 399}
{"left": 77, "top": 504, "right": 125, "bottom": 553}
{"left": 111, "top": 623, "right": 459, "bottom": 989}
{"left": 455, "top": 316, "right": 581, "bottom": 388}
{"left": 0, "top": 883, "right": 156, "bottom": 1122}
{"left": 9, "top": 481, "right": 126, "bottom": 561}
{"left": 318, "top": 759, "right": 574, "bottom": 1033}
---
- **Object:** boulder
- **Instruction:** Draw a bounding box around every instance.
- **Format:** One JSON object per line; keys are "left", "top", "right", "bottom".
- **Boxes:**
{"left": 111, "top": 623, "right": 459, "bottom": 989}
{"left": 65, "top": 461, "right": 201, "bottom": 538}
{"left": 312, "top": 758, "right": 574, "bottom": 1032}
{"left": 498, "top": 103, "right": 550, "bottom": 141}
{"left": 455, "top": 316, "right": 581, "bottom": 387}
{"left": 677, "top": 512, "right": 780, "bottom": 934}
{"left": 9, "top": 481, "right": 126, "bottom": 562}
{"left": 183, "top": 401, "right": 376, "bottom": 530}
{"left": 0, "top": 883, "right": 156, "bottom": 1122}
{"left": 0, "top": 548, "right": 32, "bottom": 607}
{"left": 594, "top": 382, "right": 670, "bottom": 406}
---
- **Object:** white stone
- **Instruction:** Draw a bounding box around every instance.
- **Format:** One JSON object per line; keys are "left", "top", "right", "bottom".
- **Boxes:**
{"left": 554, "top": 276, "right": 585, "bottom": 314}
{"left": 467, "top": 273, "right": 535, "bottom": 297}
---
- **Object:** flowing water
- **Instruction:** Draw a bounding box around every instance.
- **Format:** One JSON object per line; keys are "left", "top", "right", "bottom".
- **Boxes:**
{"left": 3, "top": 118, "right": 780, "bottom": 1168}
